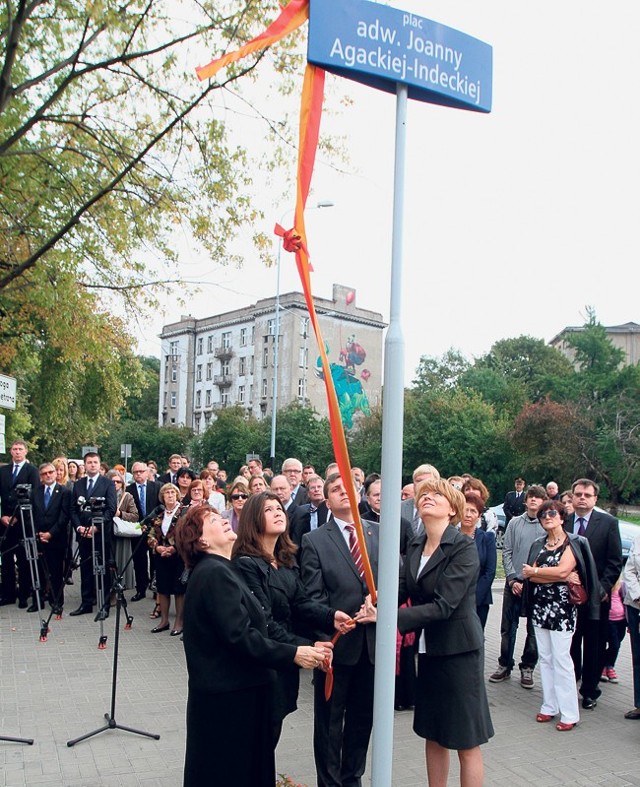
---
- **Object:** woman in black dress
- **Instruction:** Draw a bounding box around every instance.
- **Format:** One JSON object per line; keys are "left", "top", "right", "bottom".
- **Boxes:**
{"left": 147, "top": 483, "right": 185, "bottom": 636}
{"left": 174, "top": 503, "right": 326, "bottom": 787}
{"left": 396, "top": 479, "right": 493, "bottom": 786}
{"left": 232, "top": 492, "right": 351, "bottom": 748}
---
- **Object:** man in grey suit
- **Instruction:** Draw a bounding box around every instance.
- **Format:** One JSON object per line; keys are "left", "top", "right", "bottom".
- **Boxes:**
{"left": 300, "top": 473, "right": 379, "bottom": 787}
{"left": 565, "top": 478, "right": 622, "bottom": 710}
{"left": 401, "top": 463, "right": 441, "bottom": 536}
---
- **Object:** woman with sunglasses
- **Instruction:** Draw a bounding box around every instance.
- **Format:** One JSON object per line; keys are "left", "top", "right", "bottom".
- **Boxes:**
{"left": 522, "top": 499, "right": 599, "bottom": 731}
{"left": 222, "top": 480, "right": 249, "bottom": 532}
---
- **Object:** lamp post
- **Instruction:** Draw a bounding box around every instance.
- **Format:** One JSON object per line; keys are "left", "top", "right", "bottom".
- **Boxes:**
{"left": 269, "top": 200, "right": 334, "bottom": 470}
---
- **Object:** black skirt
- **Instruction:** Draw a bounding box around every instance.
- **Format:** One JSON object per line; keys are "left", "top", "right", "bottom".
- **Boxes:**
{"left": 414, "top": 650, "right": 494, "bottom": 750}
{"left": 154, "top": 552, "right": 186, "bottom": 596}
{"left": 184, "top": 684, "right": 274, "bottom": 787}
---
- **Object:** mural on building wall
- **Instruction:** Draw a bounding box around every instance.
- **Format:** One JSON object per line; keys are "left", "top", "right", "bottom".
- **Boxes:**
{"left": 314, "top": 334, "right": 372, "bottom": 429}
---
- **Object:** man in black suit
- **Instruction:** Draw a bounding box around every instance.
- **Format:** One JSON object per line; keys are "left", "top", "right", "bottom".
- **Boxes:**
{"left": 126, "top": 461, "right": 161, "bottom": 601}
{"left": 159, "top": 454, "right": 183, "bottom": 486}
{"left": 503, "top": 477, "right": 527, "bottom": 527}
{"left": 0, "top": 440, "right": 41, "bottom": 607}
{"left": 28, "top": 462, "right": 70, "bottom": 613}
{"left": 565, "top": 478, "right": 622, "bottom": 710}
{"left": 289, "top": 474, "right": 330, "bottom": 549}
{"left": 301, "top": 472, "right": 380, "bottom": 787}
{"left": 282, "top": 457, "right": 309, "bottom": 508}
{"left": 69, "top": 452, "right": 117, "bottom": 617}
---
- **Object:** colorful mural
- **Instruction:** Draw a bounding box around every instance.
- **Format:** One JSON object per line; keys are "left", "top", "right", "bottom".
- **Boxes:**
{"left": 315, "top": 335, "right": 371, "bottom": 429}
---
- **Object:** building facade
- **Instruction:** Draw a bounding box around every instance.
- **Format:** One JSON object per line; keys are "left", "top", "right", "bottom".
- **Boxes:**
{"left": 550, "top": 321, "right": 640, "bottom": 368}
{"left": 158, "top": 284, "right": 385, "bottom": 433}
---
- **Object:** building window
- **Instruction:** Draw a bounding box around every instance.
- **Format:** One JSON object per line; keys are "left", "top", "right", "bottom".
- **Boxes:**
{"left": 169, "top": 341, "right": 178, "bottom": 357}
{"left": 194, "top": 414, "right": 201, "bottom": 433}
{"left": 170, "top": 392, "right": 177, "bottom": 409}
{"left": 206, "top": 361, "right": 213, "bottom": 381}
{"left": 163, "top": 391, "right": 167, "bottom": 407}
{"left": 197, "top": 337, "right": 203, "bottom": 355}
{"left": 221, "top": 391, "right": 229, "bottom": 406}
{"left": 221, "top": 360, "right": 230, "bottom": 376}
{"left": 298, "top": 378, "right": 306, "bottom": 398}
{"left": 207, "top": 335, "right": 213, "bottom": 353}
{"left": 222, "top": 331, "right": 231, "bottom": 349}
{"left": 267, "top": 318, "right": 276, "bottom": 336}
{"left": 171, "top": 367, "right": 177, "bottom": 382}
{"left": 249, "top": 384, "right": 254, "bottom": 403}
{"left": 263, "top": 347, "right": 269, "bottom": 368}
{"left": 240, "top": 327, "right": 247, "bottom": 347}
{"left": 298, "top": 347, "right": 308, "bottom": 368}
{"left": 251, "top": 326, "right": 255, "bottom": 344}
{"left": 300, "top": 317, "right": 308, "bottom": 336}
{"left": 196, "top": 364, "right": 202, "bottom": 382}
{"left": 250, "top": 356, "right": 255, "bottom": 374}
{"left": 204, "top": 412, "right": 211, "bottom": 427}
{"left": 239, "top": 357, "right": 246, "bottom": 376}
{"left": 238, "top": 385, "right": 245, "bottom": 404}
{"left": 205, "top": 389, "right": 212, "bottom": 407}
{"left": 262, "top": 378, "right": 268, "bottom": 397}
{"left": 195, "top": 390, "right": 201, "bottom": 408}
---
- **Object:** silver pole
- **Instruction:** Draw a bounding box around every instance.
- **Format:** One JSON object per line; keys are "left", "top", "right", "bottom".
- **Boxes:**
{"left": 269, "top": 236, "right": 283, "bottom": 470}
{"left": 372, "top": 81, "right": 408, "bottom": 787}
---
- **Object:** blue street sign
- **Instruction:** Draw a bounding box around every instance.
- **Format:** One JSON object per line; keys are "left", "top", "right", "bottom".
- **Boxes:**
{"left": 308, "top": 0, "right": 492, "bottom": 112}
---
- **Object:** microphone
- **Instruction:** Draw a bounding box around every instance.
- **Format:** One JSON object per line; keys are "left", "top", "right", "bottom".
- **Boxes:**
{"left": 139, "top": 504, "right": 165, "bottom": 529}
{"left": 77, "top": 496, "right": 86, "bottom": 507}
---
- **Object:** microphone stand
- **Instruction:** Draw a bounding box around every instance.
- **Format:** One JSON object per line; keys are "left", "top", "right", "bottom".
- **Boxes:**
{"left": 67, "top": 512, "right": 162, "bottom": 747}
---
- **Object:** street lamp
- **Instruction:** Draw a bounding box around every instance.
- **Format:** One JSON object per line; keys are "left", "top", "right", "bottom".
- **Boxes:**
{"left": 269, "top": 200, "right": 335, "bottom": 470}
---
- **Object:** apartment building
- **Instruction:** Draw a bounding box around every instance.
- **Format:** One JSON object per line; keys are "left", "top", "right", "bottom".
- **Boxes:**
{"left": 158, "top": 284, "right": 385, "bottom": 432}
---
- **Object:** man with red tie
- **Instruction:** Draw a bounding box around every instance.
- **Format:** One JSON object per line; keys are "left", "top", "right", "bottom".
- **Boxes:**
{"left": 300, "top": 473, "right": 380, "bottom": 787}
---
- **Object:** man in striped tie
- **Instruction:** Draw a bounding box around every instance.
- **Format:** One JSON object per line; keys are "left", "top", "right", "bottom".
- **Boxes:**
{"left": 300, "top": 472, "right": 380, "bottom": 787}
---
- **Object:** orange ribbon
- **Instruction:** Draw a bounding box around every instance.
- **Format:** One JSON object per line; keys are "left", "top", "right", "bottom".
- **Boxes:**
{"left": 196, "top": 1, "right": 378, "bottom": 673}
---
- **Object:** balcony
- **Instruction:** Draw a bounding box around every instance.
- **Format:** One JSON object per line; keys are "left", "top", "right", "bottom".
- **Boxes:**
{"left": 214, "top": 374, "right": 233, "bottom": 388}
{"left": 214, "top": 345, "right": 234, "bottom": 360}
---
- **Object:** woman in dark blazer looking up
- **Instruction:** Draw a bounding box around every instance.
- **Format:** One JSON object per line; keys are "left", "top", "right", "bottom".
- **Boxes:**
{"left": 460, "top": 491, "right": 497, "bottom": 629}
{"left": 232, "top": 492, "right": 351, "bottom": 749}
{"left": 174, "top": 503, "right": 326, "bottom": 787}
{"left": 362, "top": 479, "right": 494, "bottom": 786}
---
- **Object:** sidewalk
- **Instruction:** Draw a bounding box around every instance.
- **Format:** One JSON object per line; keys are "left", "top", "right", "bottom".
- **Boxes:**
{"left": 1, "top": 582, "right": 639, "bottom": 786}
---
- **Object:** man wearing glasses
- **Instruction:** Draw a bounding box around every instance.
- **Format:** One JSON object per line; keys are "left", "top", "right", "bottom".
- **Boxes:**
{"left": 282, "top": 457, "right": 309, "bottom": 508}
{"left": 27, "top": 463, "right": 71, "bottom": 613}
{"left": 565, "top": 478, "right": 622, "bottom": 710}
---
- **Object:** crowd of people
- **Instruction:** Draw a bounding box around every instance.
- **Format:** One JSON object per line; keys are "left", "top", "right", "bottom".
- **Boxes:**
{"left": 1, "top": 439, "right": 639, "bottom": 786}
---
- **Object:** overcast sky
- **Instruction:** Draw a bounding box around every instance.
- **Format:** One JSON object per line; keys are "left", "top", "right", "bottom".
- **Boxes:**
{"left": 140, "top": 1, "right": 639, "bottom": 384}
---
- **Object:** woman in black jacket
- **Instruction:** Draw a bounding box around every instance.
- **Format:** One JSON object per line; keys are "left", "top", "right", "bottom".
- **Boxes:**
{"left": 174, "top": 504, "right": 326, "bottom": 787}
{"left": 232, "top": 492, "right": 352, "bottom": 748}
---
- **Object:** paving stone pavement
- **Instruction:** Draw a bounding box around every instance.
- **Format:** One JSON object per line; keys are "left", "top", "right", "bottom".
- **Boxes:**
{"left": 1, "top": 582, "right": 639, "bottom": 786}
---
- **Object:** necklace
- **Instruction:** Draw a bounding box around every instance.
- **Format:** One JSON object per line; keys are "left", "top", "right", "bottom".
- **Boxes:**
{"left": 545, "top": 534, "right": 564, "bottom": 549}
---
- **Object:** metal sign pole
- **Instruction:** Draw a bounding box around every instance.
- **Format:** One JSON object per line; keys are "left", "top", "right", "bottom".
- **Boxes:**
{"left": 372, "top": 81, "right": 408, "bottom": 787}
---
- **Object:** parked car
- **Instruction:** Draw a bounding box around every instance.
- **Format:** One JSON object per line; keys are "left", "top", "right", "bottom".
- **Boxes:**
{"left": 488, "top": 503, "right": 638, "bottom": 559}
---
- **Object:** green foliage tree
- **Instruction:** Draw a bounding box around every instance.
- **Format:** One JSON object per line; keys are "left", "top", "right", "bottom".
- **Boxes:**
{"left": 412, "top": 349, "right": 470, "bottom": 394}
{"left": 99, "top": 419, "right": 193, "bottom": 471}
{"left": 510, "top": 398, "right": 587, "bottom": 488}
{"left": 403, "top": 387, "right": 512, "bottom": 503}
{"left": 191, "top": 406, "right": 267, "bottom": 478}
{"left": 347, "top": 405, "right": 383, "bottom": 476}
{"left": 270, "top": 403, "right": 334, "bottom": 472}
{"left": 475, "top": 336, "right": 574, "bottom": 402}
{"left": 123, "top": 356, "right": 160, "bottom": 421}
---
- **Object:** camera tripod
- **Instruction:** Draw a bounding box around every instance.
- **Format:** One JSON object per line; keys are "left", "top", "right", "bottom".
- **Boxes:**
{"left": 67, "top": 522, "right": 160, "bottom": 747}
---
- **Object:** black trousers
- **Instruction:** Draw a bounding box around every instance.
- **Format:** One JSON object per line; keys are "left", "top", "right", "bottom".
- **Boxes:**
{"left": 129, "top": 534, "right": 150, "bottom": 594}
{"left": 0, "top": 522, "right": 31, "bottom": 603}
{"left": 571, "top": 598, "right": 611, "bottom": 699}
{"left": 313, "top": 644, "right": 375, "bottom": 787}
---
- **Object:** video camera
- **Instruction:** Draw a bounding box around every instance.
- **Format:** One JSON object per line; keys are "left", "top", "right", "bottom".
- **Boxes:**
{"left": 78, "top": 496, "right": 106, "bottom": 513}
{"left": 15, "top": 483, "right": 32, "bottom": 502}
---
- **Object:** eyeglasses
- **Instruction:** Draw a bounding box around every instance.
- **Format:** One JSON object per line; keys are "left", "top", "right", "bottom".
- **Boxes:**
{"left": 231, "top": 493, "right": 249, "bottom": 501}
{"left": 539, "top": 510, "right": 560, "bottom": 520}
{"left": 40, "top": 470, "right": 56, "bottom": 476}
